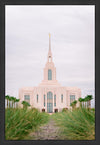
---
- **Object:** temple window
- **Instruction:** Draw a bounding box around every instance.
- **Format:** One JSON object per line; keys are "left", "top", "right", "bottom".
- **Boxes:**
{"left": 61, "top": 94, "right": 63, "bottom": 103}
{"left": 44, "top": 95, "right": 45, "bottom": 107}
{"left": 54, "top": 95, "right": 56, "bottom": 106}
{"left": 24, "top": 95, "right": 30, "bottom": 103}
{"left": 48, "top": 69, "right": 52, "bottom": 80}
{"left": 37, "top": 94, "right": 38, "bottom": 103}
{"left": 70, "top": 95, "right": 75, "bottom": 105}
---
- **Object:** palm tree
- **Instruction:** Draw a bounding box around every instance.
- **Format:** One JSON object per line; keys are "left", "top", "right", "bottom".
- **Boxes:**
{"left": 8, "top": 97, "right": 12, "bottom": 108}
{"left": 89, "top": 95, "right": 93, "bottom": 108}
{"left": 13, "top": 97, "right": 17, "bottom": 108}
{"left": 78, "top": 98, "right": 83, "bottom": 107}
{"left": 10, "top": 96, "right": 15, "bottom": 108}
{"left": 16, "top": 99, "right": 20, "bottom": 108}
{"left": 86, "top": 95, "right": 93, "bottom": 108}
{"left": 5, "top": 95, "right": 10, "bottom": 108}
{"left": 22, "top": 101, "right": 30, "bottom": 109}
{"left": 84, "top": 97, "right": 87, "bottom": 108}
{"left": 81, "top": 98, "right": 84, "bottom": 108}
{"left": 70, "top": 100, "right": 77, "bottom": 109}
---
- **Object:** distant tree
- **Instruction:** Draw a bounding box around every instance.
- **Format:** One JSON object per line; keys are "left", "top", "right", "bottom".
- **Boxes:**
{"left": 82, "top": 98, "right": 85, "bottom": 108}
{"left": 8, "top": 97, "right": 12, "bottom": 108}
{"left": 13, "top": 97, "right": 17, "bottom": 108}
{"left": 62, "top": 108, "right": 68, "bottom": 112}
{"left": 85, "top": 95, "right": 93, "bottom": 108}
{"left": 5, "top": 95, "right": 10, "bottom": 108}
{"left": 10, "top": 96, "right": 15, "bottom": 108}
{"left": 78, "top": 98, "right": 83, "bottom": 107}
{"left": 22, "top": 101, "right": 30, "bottom": 109}
{"left": 84, "top": 97, "right": 88, "bottom": 108}
{"left": 16, "top": 99, "right": 20, "bottom": 108}
{"left": 70, "top": 100, "right": 77, "bottom": 109}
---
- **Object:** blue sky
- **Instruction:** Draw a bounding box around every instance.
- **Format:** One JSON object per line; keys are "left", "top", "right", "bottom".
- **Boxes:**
{"left": 5, "top": 5, "right": 95, "bottom": 107}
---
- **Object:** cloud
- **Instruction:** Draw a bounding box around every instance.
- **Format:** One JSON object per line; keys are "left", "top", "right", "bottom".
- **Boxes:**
{"left": 6, "top": 5, "right": 95, "bottom": 107}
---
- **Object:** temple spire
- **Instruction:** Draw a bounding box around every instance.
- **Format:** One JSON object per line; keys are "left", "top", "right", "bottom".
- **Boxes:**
{"left": 48, "top": 33, "right": 52, "bottom": 62}
{"left": 49, "top": 33, "right": 51, "bottom": 51}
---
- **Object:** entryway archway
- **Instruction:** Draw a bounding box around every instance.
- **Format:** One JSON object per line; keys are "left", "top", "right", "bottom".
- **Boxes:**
{"left": 47, "top": 92, "right": 53, "bottom": 113}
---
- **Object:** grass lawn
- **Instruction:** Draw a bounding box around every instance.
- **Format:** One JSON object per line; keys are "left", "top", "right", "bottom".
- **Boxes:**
{"left": 5, "top": 108, "right": 50, "bottom": 140}
{"left": 5, "top": 107, "right": 95, "bottom": 140}
{"left": 52, "top": 107, "right": 95, "bottom": 140}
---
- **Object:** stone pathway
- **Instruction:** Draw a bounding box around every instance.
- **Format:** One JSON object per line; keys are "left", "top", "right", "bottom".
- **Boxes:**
{"left": 29, "top": 118, "right": 62, "bottom": 140}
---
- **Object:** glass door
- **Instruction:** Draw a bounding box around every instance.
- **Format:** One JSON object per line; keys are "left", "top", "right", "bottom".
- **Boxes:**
{"left": 47, "top": 92, "right": 53, "bottom": 113}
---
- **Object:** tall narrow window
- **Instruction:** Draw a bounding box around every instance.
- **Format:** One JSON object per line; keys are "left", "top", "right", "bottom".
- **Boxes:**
{"left": 48, "top": 69, "right": 52, "bottom": 80}
{"left": 61, "top": 94, "right": 63, "bottom": 103}
{"left": 54, "top": 95, "right": 56, "bottom": 106}
{"left": 70, "top": 95, "right": 75, "bottom": 105}
{"left": 37, "top": 94, "right": 38, "bottom": 103}
{"left": 44, "top": 95, "right": 45, "bottom": 107}
{"left": 47, "top": 92, "right": 53, "bottom": 113}
{"left": 24, "top": 95, "right": 30, "bottom": 104}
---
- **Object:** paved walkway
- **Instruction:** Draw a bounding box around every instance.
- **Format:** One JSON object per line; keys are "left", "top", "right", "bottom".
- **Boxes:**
{"left": 29, "top": 118, "right": 62, "bottom": 140}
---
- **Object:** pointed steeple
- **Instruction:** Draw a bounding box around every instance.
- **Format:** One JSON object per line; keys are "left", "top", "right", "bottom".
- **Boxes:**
{"left": 49, "top": 33, "right": 51, "bottom": 51}
{"left": 39, "top": 33, "right": 61, "bottom": 86}
{"left": 48, "top": 33, "right": 52, "bottom": 62}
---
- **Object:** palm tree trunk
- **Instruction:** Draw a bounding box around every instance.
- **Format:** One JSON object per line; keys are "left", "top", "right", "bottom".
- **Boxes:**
{"left": 7, "top": 100, "right": 8, "bottom": 108}
{"left": 17, "top": 103, "right": 18, "bottom": 108}
{"left": 80, "top": 102, "right": 82, "bottom": 108}
{"left": 12, "top": 101, "right": 13, "bottom": 108}
{"left": 83, "top": 102, "right": 85, "bottom": 108}
{"left": 82, "top": 102, "right": 83, "bottom": 108}
{"left": 87, "top": 101, "right": 89, "bottom": 108}
{"left": 87, "top": 101, "right": 88, "bottom": 108}
{"left": 9, "top": 101, "right": 10, "bottom": 108}
{"left": 85, "top": 102, "right": 86, "bottom": 108}
{"left": 89, "top": 100, "right": 91, "bottom": 108}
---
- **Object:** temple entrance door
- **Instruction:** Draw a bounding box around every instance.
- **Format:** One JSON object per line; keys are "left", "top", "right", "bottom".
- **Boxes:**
{"left": 47, "top": 92, "right": 53, "bottom": 113}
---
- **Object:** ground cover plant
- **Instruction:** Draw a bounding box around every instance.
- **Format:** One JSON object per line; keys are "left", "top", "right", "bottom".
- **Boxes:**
{"left": 52, "top": 107, "right": 95, "bottom": 140}
{"left": 5, "top": 108, "right": 50, "bottom": 140}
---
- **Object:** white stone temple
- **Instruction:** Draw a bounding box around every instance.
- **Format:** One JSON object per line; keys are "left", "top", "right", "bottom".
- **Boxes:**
{"left": 19, "top": 34, "right": 81, "bottom": 112}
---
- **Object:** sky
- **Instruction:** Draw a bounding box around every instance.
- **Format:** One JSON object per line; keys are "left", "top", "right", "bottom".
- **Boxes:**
{"left": 5, "top": 5, "right": 95, "bottom": 107}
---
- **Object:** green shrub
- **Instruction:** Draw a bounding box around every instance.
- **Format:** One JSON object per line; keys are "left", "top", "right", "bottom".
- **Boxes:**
{"left": 62, "top": 108, "right": 68, "bottom": 112}
{"left": 91, "top": 108, "right": 95, "bottom": 112}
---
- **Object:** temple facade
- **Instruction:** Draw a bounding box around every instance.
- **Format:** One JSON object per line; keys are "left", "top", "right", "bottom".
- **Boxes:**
{"left": 19, "top": 34, "right": 81, "bottom": 112}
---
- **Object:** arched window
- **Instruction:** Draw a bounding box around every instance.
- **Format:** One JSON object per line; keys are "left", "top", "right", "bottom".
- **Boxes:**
{"left": 37, "top": 94, "right": 38, "bottom": 103}
{"left": 48, "top": 69, "right": 52, "bottom": 80}
{"left": 44, "top": 95, "right": 45, "bottom": 107}
{"left": 54, "top": 95, "right": 56, "bottom": 106}
{"left": 61, "top": 94, "right": 63, "bottom": 103}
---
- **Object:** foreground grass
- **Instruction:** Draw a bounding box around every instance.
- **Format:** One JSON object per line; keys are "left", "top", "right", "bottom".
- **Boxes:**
{"left": 5, "top": 108, "right": 50, "bottom": 140}
{"left": 52, "top": 108, "right": 95, "bottom": 140}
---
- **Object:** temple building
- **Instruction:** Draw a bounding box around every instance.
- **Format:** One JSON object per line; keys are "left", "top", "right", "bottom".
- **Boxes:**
{"left": 19, "top": 34, "right": 81, "bottom": 112}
